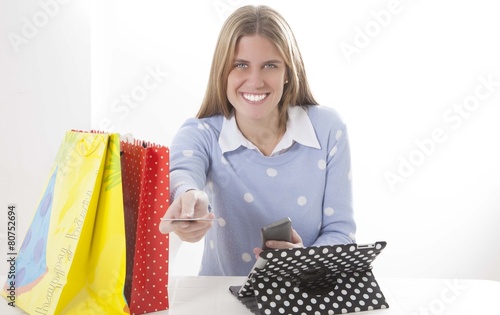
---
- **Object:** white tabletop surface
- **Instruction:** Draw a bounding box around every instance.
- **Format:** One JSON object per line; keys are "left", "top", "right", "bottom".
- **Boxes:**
{"left": 1, "top": 276, "right": 499, "bottom": 314}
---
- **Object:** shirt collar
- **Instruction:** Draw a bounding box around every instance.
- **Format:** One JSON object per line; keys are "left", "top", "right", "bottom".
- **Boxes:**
{"left": 219, "top": 106, "right": 321, "bottom": 155}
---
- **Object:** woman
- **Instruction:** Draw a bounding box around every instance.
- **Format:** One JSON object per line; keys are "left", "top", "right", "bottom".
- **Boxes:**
{"left": 159, "top": 5, "right": 356, "bottom": 276}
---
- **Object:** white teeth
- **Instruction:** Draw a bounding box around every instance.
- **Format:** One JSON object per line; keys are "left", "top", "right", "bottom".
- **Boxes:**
{"left": 243, "top": 93, "right": 267, "bottom": 102}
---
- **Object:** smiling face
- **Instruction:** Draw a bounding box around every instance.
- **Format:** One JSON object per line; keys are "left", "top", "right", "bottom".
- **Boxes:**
{"left": 227, "top": 35, "right": 288, "bottom": 129}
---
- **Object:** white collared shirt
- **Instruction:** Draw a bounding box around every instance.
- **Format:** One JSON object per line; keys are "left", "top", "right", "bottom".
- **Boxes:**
{"left": 219, "top": 106, "right": 321, "bottom": 156}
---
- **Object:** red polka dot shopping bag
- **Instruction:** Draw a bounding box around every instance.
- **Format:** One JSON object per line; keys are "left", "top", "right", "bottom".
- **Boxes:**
{"left": 120, "top": 137, "right": 170, "bottom": 315}
{"left": 1, "top": 130, "right": 170, "bottom": 314}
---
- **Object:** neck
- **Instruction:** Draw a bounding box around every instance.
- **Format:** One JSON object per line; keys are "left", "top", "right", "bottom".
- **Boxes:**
{"left": 236, "top": 116, "right": 284, "bottom": 157}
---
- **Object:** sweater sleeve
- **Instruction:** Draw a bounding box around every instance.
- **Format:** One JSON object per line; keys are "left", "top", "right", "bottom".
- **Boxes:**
{"left": 314, "top": 122, "right": 356, "bottom": 246}
{"left": 169, "top": 118, "right": 213, "bottom": 201}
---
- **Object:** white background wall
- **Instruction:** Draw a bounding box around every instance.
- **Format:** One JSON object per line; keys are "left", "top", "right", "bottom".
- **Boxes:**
{"left": 1, "top": 0, "right": 499, "bottom": 282}
{"left": 0, "top": 0, "right": 91, "bottom": 275}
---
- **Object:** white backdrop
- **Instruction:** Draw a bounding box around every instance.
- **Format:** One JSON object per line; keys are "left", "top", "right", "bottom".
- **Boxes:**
{"left": 0, "top": 0, "right": 91, "bottom": 277}
{"left": 1, "top": 0, "right": 499, "bottom": 282}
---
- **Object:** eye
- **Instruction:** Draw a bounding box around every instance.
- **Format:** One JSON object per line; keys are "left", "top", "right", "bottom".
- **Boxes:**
{"left": 234, "top": 63, "right": 248, "bottom": 68}
{"left": 264, "top": 63, "right": 278, "bottom": 69}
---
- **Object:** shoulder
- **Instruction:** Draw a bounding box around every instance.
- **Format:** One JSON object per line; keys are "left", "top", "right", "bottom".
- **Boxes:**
{"left": 171, "top": 115, "right": 224, "bottom": 149}
{"left": 304, "top": 105, "right": 346, "bottom": 131}
{"left": 177, "top": 115, "right": 224, "bottom": 135}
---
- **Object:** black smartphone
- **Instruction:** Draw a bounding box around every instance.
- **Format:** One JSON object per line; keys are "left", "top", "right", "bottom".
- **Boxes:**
{"left": 261, "top": 217, "right": 292, "bottom": 250}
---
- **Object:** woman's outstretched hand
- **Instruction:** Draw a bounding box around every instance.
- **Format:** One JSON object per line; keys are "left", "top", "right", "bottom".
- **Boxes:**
{"left": 159, "top": 189, "right": 215, "bottom": 242}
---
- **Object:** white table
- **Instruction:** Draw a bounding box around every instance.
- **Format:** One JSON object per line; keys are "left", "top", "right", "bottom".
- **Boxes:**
{"left": 168, "top": 277, "right": 499, "bottom": 315}
{"left": 1, "top": 276, "right": 499, "bottom": 314}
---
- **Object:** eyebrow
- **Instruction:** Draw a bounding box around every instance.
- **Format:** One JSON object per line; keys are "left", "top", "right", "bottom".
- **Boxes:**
{"left": 234, "top": 59, "right": 283, "bottom": 64}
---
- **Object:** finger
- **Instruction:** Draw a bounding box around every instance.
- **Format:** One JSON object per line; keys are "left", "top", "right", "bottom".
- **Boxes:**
{"left": 175, "top": 221, "right": 210, "bottom": 233}
{"left": 177, "top": 222, "right": 213, "bottom": 242}
{"left": 179, "top": 193, "right": 196, "bottom": 219}
{"left": 159, "top": 201, "right": 183, "bottom": 234}
{"left": 266, "top": 229, "right": 304, "bottom": 249}
{"left": 174, "top": 219, "right": 214, "bottom": 239}
{"left": 291, "top": 228, "right": 303, "bottom": 245}
{"left": 159, "top": 217, "right": 190, "bottom": 234}
{"left": 180, "top": 190, "right": 210, "bottom": 219}
{"left": 201, "top": 212, "right": 215, "bottom": 220}
{"left": 253, "top": 247, "right": 263, "bottom": 260}
{"left": 159, "top": 220, "right": 175, "bottom": 234}
{"left": 265, "top": 240, "right": 290, "bottom": 249}
{"left": 161, "top": 209, "right": 213, "bottom": 235}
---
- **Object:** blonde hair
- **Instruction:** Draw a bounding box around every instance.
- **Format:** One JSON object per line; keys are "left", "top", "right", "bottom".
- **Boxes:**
{"left": 197, "top": 5, "right": 318, "bottom": 130}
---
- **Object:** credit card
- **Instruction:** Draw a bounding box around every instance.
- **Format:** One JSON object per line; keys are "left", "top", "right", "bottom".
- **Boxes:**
{"left": 161, "top": 218, "right": 217, "bottom": 222}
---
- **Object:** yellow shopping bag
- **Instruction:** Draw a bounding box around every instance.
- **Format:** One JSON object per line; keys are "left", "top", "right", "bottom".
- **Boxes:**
{"left": 2, "top": 131, "right": 129, "bottom": 314}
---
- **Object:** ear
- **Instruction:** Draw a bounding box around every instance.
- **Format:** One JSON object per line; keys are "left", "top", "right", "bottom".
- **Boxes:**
{"left": 284, "top": 68, "right": 292, "bottom": 84}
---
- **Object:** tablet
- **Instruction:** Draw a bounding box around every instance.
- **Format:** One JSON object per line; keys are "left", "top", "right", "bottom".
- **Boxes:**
{"left": 229, "top": 242, "right": 388, "bottom": 314}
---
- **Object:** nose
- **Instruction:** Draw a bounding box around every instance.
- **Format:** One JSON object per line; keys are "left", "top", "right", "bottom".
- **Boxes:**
{"left": 245, "top": 69, "right": 264, "bottom": 89}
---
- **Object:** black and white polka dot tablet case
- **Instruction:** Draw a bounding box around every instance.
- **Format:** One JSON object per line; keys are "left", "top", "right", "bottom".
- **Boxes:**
{"left": 229, "top": 242, "right": 388, "bottom": 314}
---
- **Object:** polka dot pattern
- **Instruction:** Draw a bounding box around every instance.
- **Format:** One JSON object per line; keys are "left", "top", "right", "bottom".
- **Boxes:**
{"left": 329, "top": 146, "right": 338, "bottom": 157}
{"left": 266, "top": 168, "right": 278, "bottom": 177}
{"left": 121, "top": 139, "right": 170, "bottom": 314}
{"left": 218, "top": 217, "right": 226, "bottom": 227}
{"left": 242, "top": 253, "right": 252, "bottom": 263}
{"left": 336, "top": 130, "right": 343, "bottom": 140}
{"left": 318, "top": 159, "right": 326, "bottom": 170}
{"left": 236, "top": 242, "right": 388, "bottom": 314}
{"left": 244, "top": 193, "right": 254, "bottom": 203}
{"left": 324, "top": 207, "right": 335, "bottom": 216}
{"left": 197, "top": 122, "right": 209, "bottom": 130}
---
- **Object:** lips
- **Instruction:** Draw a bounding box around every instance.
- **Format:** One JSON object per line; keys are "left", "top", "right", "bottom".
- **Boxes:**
{"left": 242, "top": 93, "right": 268, "bottom": 102}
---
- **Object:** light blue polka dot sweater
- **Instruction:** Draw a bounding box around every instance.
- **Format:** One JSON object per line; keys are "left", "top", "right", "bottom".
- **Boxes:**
{"left": 169, "top": 105, "right": 356, "bottom": 276}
